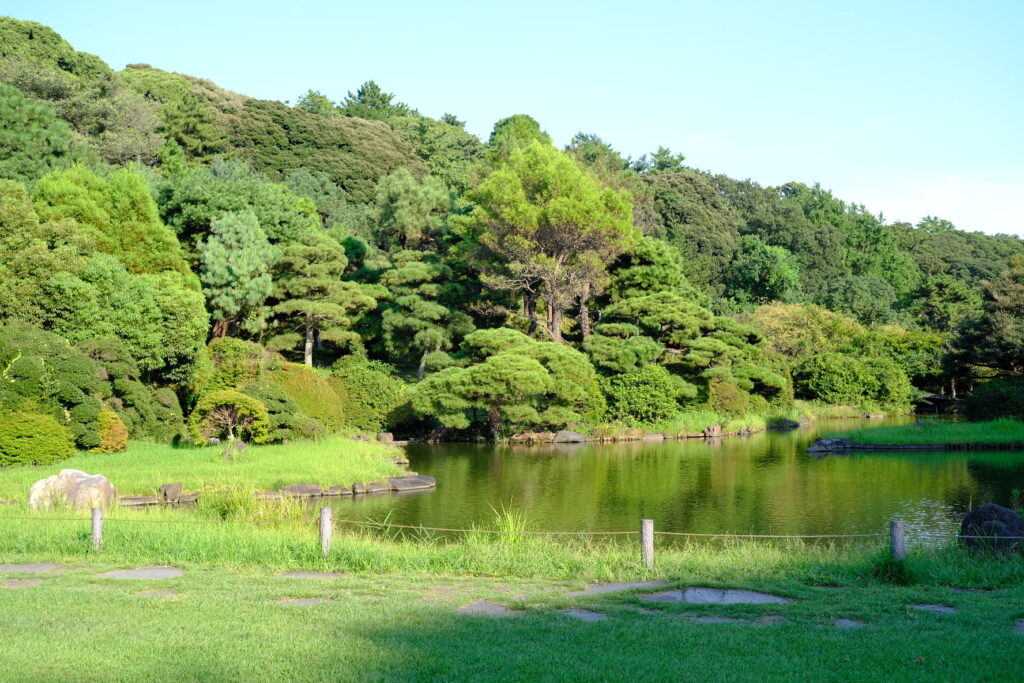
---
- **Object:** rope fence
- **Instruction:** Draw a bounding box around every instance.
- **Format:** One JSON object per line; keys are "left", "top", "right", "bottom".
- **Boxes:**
{"left": 3, "top": 508, "right": 1018, "bottom": 567}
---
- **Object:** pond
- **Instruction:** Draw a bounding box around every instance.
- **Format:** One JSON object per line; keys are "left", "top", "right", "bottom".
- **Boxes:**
{"left": 331, "top": 417, "right": 1024, "bottom": 543}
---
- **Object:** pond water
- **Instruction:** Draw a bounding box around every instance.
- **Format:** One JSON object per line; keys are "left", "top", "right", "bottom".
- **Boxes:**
{"left": 330, "top": 417, "right": 1024, "bottom": 543}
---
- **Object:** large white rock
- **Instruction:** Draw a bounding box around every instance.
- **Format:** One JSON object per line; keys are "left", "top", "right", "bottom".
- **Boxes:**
{"left": 28, "top": 469, "right": 116, "bottom": 511}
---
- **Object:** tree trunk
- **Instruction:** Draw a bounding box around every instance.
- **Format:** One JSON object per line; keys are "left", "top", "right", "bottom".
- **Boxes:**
{"left": 304, "top": 319, "right": 315, "bottom": 367}
{"left": 579, "top": 281, "right": 591, "bottom": 340}
{"left": 525, "top": 297, "right": 538, "bottom": 336}
{"left": 550, "top": 302, "right": 563, "bottom": 342}
{"left": 211, "top": 318, "right": 229, "bottom": 338}
{"left": 488, "top": 405, "right": 502, "bottom": 441}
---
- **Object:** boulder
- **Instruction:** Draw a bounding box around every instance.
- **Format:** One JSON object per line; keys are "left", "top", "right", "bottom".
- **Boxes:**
{"left": 206, "top": 437, "right": 221, "bottom": 446}
{"left": 388, "top": 475, "right": 437, "bottom": 492}
{"left": 703, "top": 424, "right": 722, "bottom": 438}
{"left": 642, "top": 433, "right": 666, "bottom": 441}
{"left": 553, "top": 430, "right": 588, "bottom": 443}
{"left": 280, "top": 483, "right": 322, "bottom": 497}
{"left": 178, "top": 492, "right": 199, "bottom": 504}
{"left": 159, "top": 482, "right": 183, "bottom": 503}
{"left": 352, "top": 482, "right": 367, "bottom": 494}
{"left": 366, "top": 482, "right": 390, "bottom": 494}
{"left": 509, "top": 432, "right": 556, "bottom": 444}
{"left": 324, "top": 485, "right": 353, "bottom": 496}
{"left": 807, "top": 438, "right": 854, "bottom": 453}
{"left": 29, "top": 470, "right": 116, "bottom": 511}
{"left": 960, "top": 503, "right": 1024, "bottom": 552}
{"left": 376, "top": 432, "right": 394, "bottom": 444}
{"left": 768, "top": 419, "right": 800, "bottom": 431}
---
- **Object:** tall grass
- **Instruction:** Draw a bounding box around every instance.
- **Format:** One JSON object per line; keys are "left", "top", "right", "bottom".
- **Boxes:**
{"left": 829, "top": 418, "right": 1024, "bottom": 445}
{"left": 0, "top": 437, "right": 405, "bottom": 499}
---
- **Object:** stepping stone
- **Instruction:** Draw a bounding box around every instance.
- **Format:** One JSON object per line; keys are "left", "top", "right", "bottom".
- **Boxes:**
{"left": 562, "top": 609, "right": 608, "bottom": 622}
{"left": 635, "top": 608, "right": 661, "bottom": 615}
{"left": 911, "top": 604, "right": 955, "bottom": 614}
{"left": 758, "top": 615, "right": 785, "bottom": 625}
{"left": 138, "top": 590, "right": 177, "bottom": 597}
{"left": 274, "top": 571, "right": 346, "bottom": 579}
{"left": 279, "top": 598, "right": 328, "bottom": 606}
{"left": 98, "top": 567, "right": 184, "bottom": 580}
{"left": 566, "top": 580, "right": 669, "bottom": 597}
{"left": 0, "top": 563, "right": 64, "bottom": 574}
{"left": 641, "top": 588, "right": 789, "bottom": 605}
{"left": 835, "top": 618, "right": 864, "bottom": 629}
{"left": 691, "top": 616, "right": 741, "bottom": 624}
{"left": 3, "top": 578, "right": 42, "bottom": 589}
{"left": 1015, "top": 619, "right": 1024, "bottom": 634}
{"left": 457, "top": 600, "right": 518, "bottom": 617}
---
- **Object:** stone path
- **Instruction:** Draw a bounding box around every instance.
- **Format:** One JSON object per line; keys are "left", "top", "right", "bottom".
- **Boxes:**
{"left": 561, "top": 609, "right": 607, "bottom": 622}
{"left": 911, "top": 604, "right": 956, "bottom": 614}
{"left": 457, "top": 600, "right": 519, "bottom": 617}
{"left": 3, "top": 578, "right": 42, "bottom": 589}
{"left": 274, "top": 571, "right": 346, "bottom": 579}
{"left": 279, "top": 598, "right": 329, "bottom": 606}
{"left": 566, "top": 581, "right": 669, "bottom": 597}
{"left": 1015, "top": 619, "right": 1024, "bottom": 634}
{"left": 691, "top": 615, "right": 741, "bottom": 624}
{"left": 98, "top": 567, "right": 184, "bottom": 579}
{"left": 835, "top": 618, "right": 864, "bottom": 629}
{"left": 641, "top": 588, "right": 790, "bottom": 605}
{"left": 0, "top": 563, "right": 64, "bottom": 573}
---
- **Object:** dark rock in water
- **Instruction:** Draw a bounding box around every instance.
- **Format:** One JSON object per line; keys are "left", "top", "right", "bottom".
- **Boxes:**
{"left": 960, "top": 503, "right": 1024, "bottom": 552}
{"left": 703, "top": 424, "right": 723, "bottom": 438}
{"left": 159, "top": 482, "right": 182, "bottom": 503}
{"left": 807, "top": 438, "right": 855, "bottom": 453}
{"left": 388, "top": 475, "right": 436, "bottom": 492}
{"left": 553, "top": 430, "right": 588, "bottom": 443}
{"left": 863, "top": 413, "right": 885, "bottom": 419}
{"left": 280, "top": 483, "right": 322, "bottom": 497}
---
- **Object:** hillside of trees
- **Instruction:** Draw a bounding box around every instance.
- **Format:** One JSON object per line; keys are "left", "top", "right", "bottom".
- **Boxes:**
{"left": 1, "top": 16, "right": 1022, "bottom": 459}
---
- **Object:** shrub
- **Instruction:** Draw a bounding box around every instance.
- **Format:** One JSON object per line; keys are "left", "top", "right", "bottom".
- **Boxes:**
{"left": 0, "top": 411, "right": 76, "bottom": 467}
{"left": 92, "top": 409, "right": 128, "bottom": 453}
{"left": 795, "top": 352, "right": 913, "bottom": 412}
{"left": 202, "top": 337, "right": 278, "bottom": 393}
{"left": 330, "top": 357, "right": 406, "bottom": 432}
{"left": 267, "top": 362, "right": 346, "bottom": 433}
{"left": 240, "top": 381, "right": 305, "bottom": 442}
{"left": 601, "top": 365, "right": 680, "bottom": 425}
{"left": 964, "top": 377, "right": 1024, "bottom": 420}
{"left": 708, "top": 379, "right": 750, "bottom": 418}
{"left": 188, "top": 389, "right": 270, "bottom": 444}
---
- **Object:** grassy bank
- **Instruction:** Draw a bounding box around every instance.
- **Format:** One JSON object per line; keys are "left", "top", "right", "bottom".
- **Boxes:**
{"left": 0, "top": 437, "right": 405, "bottom": 500}
{"left": 634, "top": 401, "right": 868, "bottom": 437}
{"left": 1, "top": 507, "right": 1023, "bottom": 680}
{"left": 829, "top": 419, "right": 1024, "bottom": 446}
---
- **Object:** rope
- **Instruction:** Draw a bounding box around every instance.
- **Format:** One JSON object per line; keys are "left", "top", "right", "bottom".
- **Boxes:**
{"left": 653, "top": 531, "right": 884, "bottom": 539}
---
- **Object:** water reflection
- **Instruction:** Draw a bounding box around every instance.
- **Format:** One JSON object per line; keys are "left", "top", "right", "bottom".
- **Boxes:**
{"left": 328, "top": 418, "right": 1024, "bottom": 540}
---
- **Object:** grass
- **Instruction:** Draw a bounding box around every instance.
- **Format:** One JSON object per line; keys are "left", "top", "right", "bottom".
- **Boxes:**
{"left": 1, "top": 505, "right": 1024, "bottom": 680}
{"left": 0, "top": 437, "right": 405, "bottom": 500}
{"left": 829, "top": 419, "right": 1024, "bottom": 446}
{"left": 642, "top": 402, "right": 867, "bottom": 437}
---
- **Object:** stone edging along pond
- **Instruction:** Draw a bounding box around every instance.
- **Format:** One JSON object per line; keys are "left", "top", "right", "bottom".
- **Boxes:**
{"left": 808, "top": 438, "right": 1024, "bottom": 454}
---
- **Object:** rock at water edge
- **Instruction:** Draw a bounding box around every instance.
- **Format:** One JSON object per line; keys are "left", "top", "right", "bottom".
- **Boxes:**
{"left": 960, "top": 503, "right": 1024, "bottom": 552}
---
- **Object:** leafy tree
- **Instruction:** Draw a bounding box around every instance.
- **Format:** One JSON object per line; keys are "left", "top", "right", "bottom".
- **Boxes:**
{"left": 822, "top": 275, "right": 898, "bottom": 326}
{"left": 955, "top": 255, "right": 1024, "bottom": 376}
{"left": 486, "top": 114, "right": 553, "bottom": 163}
{"left": 271, "top": 232, "right": 377, "bottom": 366}
{"left": 0, "top": 410, "right": 76, "bottom": 466}
{"left": 199, "top": 210, "right": 277, "bottom": 337}
{"left": 188, "top": 388, "right": 270, "bottom": 443}
{"left": 372, "top": 168, "right": 449, "bottom": 250}
{"left": 726, "top": 235, "right": 802, "bottom": 304}
{"left": 471, "top": 141, "right": 637, "bottom": 341}
{"left": 295, "top": 89, "right": 336, "bottom": 116}
{"left": 647, "top": 146, "right": 687, "bottom": 173}
{"left": 329, "top": 356, "right": 407, "bottom": 432}
{"left": 392, "top": 115, "right": 483, "bottom": 194}
{"left": 601, "top": 364, "right": 683, "bottom": 425}
{"left": 911, "top": 275, "right": 982, "bottom": 331}
{"left": 339, "top": 81, "right": 413, "bottom": 120}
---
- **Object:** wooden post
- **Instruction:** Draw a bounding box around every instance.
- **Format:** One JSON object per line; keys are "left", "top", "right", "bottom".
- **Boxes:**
{"left": 320, "top": 507, "right": 332, "bottom": 558}
{"left": 91, "top": 507, "right": 103, "bottom": 550}
{"left": 890, "top": 520, "right": 906, "bottom": 562}
{"left": 641, "top": 519, "right": 654, "bottom": 570}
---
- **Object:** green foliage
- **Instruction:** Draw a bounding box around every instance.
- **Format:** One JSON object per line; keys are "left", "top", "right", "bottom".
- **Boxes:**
{"left": 339, "top": 81, "right": 413, "bottom": 120}
{"left": 93, "top": 408, "right": 128, "bottom": 453}
{"left": 0, "top": 410, "right": 76, "bottom": 467}
{"left": 486, "top": 114, "right": 553, "bottom": 163}
{"left": 158, "top": 92, "right": 225, "bottom": 161}
{"left": 239, "top": 381, "right": 302, "bottom": 442}
{"left": 392, "top": 115, "right": 483, "bottom": 193}
{"left": 266, "top": 363, "right": 345, "bottom": 433}
{"left": 371, "top": 168, "right": 449, "bottom": 250}
{"left": 188, "top": 389, "right": 270, "bottom": 443}
{"left": 795, "top": 352, "right": 913, "bottom": 411}
{"left": 200, "top": 337, "right": 277, "bottom": 394}
{"left": 726, "top": 234, "right": 802, "bottom": 304}
{"left": 330, "top": 356, "right": 407, "bottom": 432}
{"left": 0, "top": 83, "right": 76, "bottom": 182}
{"left": 606, "top": 237, "right": 708, "bottom": 304}
{"left": 911, "top": 275, "right": 982, "bottom": 331}
{"left": 601, "top": 365, "right": 681, "bottom": 425}
{"left": 295, "top": 89, "right": 336, "bottom": 116}
{"left": 963, "top": 377, "right": 1024, "bottom": 421}
{"left": 955, "top": 255, "right": 1024, "bottom": 376}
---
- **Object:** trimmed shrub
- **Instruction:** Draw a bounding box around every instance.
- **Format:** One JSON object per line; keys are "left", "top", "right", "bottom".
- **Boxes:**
{"left": 601, "top": 365, "right": 680, "bottom": 425}
{"left": 0, "top": 411, "right": 76, "bottom": 467}
{"left": 268, "top": 362, "right": 345, "bottom": 433}
{"left": 795, "top": 352, "right": 913, "bottom": 412}
{"left": 188, "top": 389, "right": 270, "bottom": 444}
{"left": 92, "top": 409, "right": 128, "bottom": 453}
{"left": 964, "top": 377, "right": 1024, "bottom": 421}
{"left": 240, "top": 381, "right": 304, "bottom": 442}
{"left": 708, "top": 379, "right": 751, "bottom": 419}
{"left": 330, "top": 357, "right": 406, "bottom": 432}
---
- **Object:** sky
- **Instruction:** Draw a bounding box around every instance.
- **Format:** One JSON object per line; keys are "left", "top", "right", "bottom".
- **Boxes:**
{"left": 6, "top": 0, "right": 1022, "bottom": 236}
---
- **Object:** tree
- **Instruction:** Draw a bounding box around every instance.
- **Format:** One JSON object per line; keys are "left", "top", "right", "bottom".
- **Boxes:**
{"left": 726, "top": 235, "right": 802, "bottom": 304}
{"left": 188, "top": 389, "right": 270, "bottom": 443}
{"left": 295, "top": 89, "right": 336, "bottom": 116}
{"left": 339, "top": 81, "right": 412, "bottom": 120}
{"left": 157, "top": 92, "right": 225, "bottom": 161}
{"left": 956, "top": 255, "right": 1024, "bottom": 376}
{"left": 271, "top": 231, "right": 377, "bottom": 366}
{"left": 371, "top": 168, "right": 449, "bottom": 250}
{"left": 199, "top": 210, "right": 277, "bottom": 337}
{"left": 911, "top": 275, "right": 982, "bottom": 331}
{"left": 471, "top": 141, "right": 637, "bottom": 341}
{"left": 486, "top": 114, "right": 553, "bottom": 163}
{"left": 0, "top": 83, "right": 76, "bottom": 182}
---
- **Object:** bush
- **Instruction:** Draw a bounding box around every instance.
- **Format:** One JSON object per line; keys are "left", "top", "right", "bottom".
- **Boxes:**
{"left": 795, "top": 352, "right": 913, "bottom": 412}
{"left": 240, "top": 381, "right": 305, "bottom": 442}
{"left": 601, "top": 365, "right": 680, "bottom": 426}
{"left": 329, "top": 357, "right": 406, "bottom": 432}
{"left": 708, "top": 379, "right": 750, "bottom": 418}
{"left": 268, "top": 363, "right": 346, "bottom": 433}
{"left": 0, "top": 411, "right": 76, "bottom": 467}
{"left": 188, "top": 389, "right": 270, "bottom": 444}
{"left": 963, "top": 377, "right": 1024, "bottom": 420}
{"left": 92, "top": 409, "right": 128, "bottom": 453}
{"left": 202, "top": 337, "right": 278, "bottom": 393}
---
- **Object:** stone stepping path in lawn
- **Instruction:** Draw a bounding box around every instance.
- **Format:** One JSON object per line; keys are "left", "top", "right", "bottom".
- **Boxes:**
{"left": 274, "top": 571, "right": 346, "bottom": 579}
{"left": 566, "top": 581, "right": 669, "bottom": 597}
{"left": 562, "top": 609, "right": 608, "bottom": 622}
{"left": 691, "top": 615, "right": 742, "bottom": 624}
{"left": 0, "top": 563, "right": 64, "bottom": 574}
{"left": 3, "top": 578, "right": 42, "bottom": 589}
{"left": 98, "top": 567, "right": 184, "bottom": 580}
{"left": 1015, "top": 620, "right": 1024, "bottom": 634}
{"left": 641, "top": 588, "right": 790, "bottom": 605}
{"left": 457, "top": 600, "right": 520, "bottom": 617}
{"left": 278, "top": 598, "right": 330, "bottom": 606}
{"left": 835, "top": 618, "right": 864, "bottom": 629}
{"left": 911, "top": 604, "right": 955, "bottom": 614}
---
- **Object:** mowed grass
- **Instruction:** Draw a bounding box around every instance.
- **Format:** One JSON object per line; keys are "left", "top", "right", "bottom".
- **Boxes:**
{"left": 0, "top": 437, "right": 405, "bottom": 499}
{"left": 829, "top": 419, "right": 1024, "bottom": 446}
{"left": 2, "top": 512, "right": 1024, "bottom": 681}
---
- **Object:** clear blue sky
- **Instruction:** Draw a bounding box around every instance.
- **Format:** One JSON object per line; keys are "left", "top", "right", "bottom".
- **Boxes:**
{"left": 6, "top": 0, "right": 1022, "bottom": 235}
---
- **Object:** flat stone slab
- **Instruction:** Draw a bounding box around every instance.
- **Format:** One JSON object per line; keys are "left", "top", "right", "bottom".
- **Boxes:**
{"left": 138, "top": 590, "right": 177, "bottom": 597}
{"left": 758, "top": 615, "right": 785, "bottom": 625}
{"left": 98, "top": 567, "right": 184, "bottom": 579}
{"left": 1015, "top": 619, "right": 1024, "bottom": 634}
{"left": 3, "top": 578, "right": 42, "bottom": 589}
{"left": 275, "top": 571, "right": 347, "bottom": 579}
{"left": 279, "top": 598, "right": 329, "bottom": 606}
{"left": 641, "top": 588, "right": 790, "bottom": 605}
{"left": 911, "top": 604, "right": 956, "bottom": 614}
{"left": 0, "top": 563, "right": 64, "bottom": 574}
{"left": 119, "top": 496, "right": 160, "bottom": 507}
{"left": 691, "top": 615, "right": 742, "bottom": 624}
{"left": 387, "top": 475, "right": 437, "bottom": 492}
{"left": 835, "top": 618, "right": 864, "bottom": 629}
{"left": 562, "top": 609, "right": 608, "bottom": 622}
{"left": 567, "top": 581, "right": 670, "bottom": 597}
{"left": 457, "top": 600, "right": 519, "bottom": 617}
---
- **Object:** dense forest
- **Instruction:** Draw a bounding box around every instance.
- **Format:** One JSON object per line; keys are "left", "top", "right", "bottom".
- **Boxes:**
{"left": 1, "top": 16, "right": 1022, "bottom": 461}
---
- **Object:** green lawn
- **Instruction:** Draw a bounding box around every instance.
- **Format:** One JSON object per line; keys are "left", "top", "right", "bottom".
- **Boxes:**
{"left": 828, "top": 419, "right": 1024, "bottom": 446}
{"left": 0, "top": 437, "right": 405, "bottom": 500}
